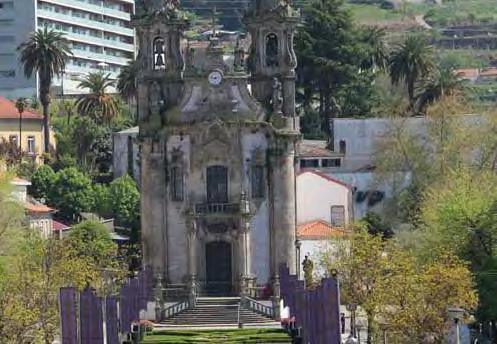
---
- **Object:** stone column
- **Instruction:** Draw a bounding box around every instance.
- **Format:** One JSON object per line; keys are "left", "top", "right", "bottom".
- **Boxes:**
{"left": 270, "top": 139, "right": 297, "bottom": 277}
{"left": 187, "top": 219, "right": 198, "bottom": 305}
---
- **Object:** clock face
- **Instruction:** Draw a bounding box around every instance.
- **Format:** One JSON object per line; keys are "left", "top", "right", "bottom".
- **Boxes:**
{"left": 208, "top": 70, "right": 223, "bottom": 85}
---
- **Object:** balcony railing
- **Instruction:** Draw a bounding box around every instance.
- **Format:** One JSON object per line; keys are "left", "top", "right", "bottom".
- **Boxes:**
{"left": 195, "top": 203, "right": 240, "bottom": 215}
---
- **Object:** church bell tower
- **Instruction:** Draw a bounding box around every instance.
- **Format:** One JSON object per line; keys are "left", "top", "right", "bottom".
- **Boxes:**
{"left": 245, "top": 0, "right": 299, "bottom": 131}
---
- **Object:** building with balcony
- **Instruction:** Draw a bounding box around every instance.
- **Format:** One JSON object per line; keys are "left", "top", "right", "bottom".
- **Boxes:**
{"left": 0, "top": 0, "right": 135, "bottom": 98}
{"left": 0, "top": 97, "right": 54, "bottom": 165}
{"left": 135, "top": 0, "right": 300, "bottom": 297}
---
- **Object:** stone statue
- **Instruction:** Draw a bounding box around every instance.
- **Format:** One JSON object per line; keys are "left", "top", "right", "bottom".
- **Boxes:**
{"left": 234, "top": 39, "right": 245, "bottom": 71}
{"left": 302, "top": 255, "right": 314, "bottom": 289}
{"left": 271, "top": 77, "right": 283, "bottom": 115}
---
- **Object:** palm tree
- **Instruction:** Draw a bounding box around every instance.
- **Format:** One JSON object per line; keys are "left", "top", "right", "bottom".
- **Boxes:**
{"left": 389, "top": 35, "right": 434, "bottom": 109}
{"left": 117, "top": 60, "right": 139, "bottom": 102}
{"left": 361, "top": 27, "right": 389, "bottom": 72}
{"left": 75, "top": 72, "right": 119, "bottom": 124}
{"left": 18, "top": 27, "right": 72, "bottom": 154}
{"left": 416, "top": 65, "right": 463, "bottom": 113}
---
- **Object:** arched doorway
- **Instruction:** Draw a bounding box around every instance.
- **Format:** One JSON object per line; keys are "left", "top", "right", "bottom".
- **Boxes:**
{"left": 205, "top": 241, "right": 232, "bottom": 295}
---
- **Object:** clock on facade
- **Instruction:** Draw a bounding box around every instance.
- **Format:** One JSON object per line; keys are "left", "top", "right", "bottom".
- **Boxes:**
{"left": 208, "top": 70, "right": 223, "bottom": 85}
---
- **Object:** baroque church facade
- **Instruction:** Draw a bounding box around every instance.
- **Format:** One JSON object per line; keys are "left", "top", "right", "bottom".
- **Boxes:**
{"left": 133, "top": 0, "right": 300, "bottom": 296}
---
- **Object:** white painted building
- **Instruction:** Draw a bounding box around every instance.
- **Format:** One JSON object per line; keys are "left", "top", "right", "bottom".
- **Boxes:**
{"left": 297, "top": 170, "right": 353, "bottom": 225}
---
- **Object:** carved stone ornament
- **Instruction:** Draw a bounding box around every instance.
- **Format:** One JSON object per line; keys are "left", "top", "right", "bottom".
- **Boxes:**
{"left": 271, "top": 77, "right": 283, "bottom": 115}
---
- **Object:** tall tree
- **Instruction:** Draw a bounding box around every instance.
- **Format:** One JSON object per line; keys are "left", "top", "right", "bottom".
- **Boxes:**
{"left": 389, "top": 35, "right": 434, "bottom": 110}
{"left": 117, "top": 60, "right": 139, "bottom": 102}
{"left": 296, "top": 0, "right": 385, "bottom": 138}
{"left": 416, "top": 64, "right": 463, "bottom": 113}
{"left": 18, "top": 27, "right": 72, "bottom": 154}
{"left": 76, "top": 72, "right": 119, "bottom": 124}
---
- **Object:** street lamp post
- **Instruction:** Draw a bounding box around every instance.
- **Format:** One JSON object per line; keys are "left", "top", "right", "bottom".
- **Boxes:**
{"left": 15, "top": 98, "right": 26, "bottom": 153}
{"left": 347, "top": 303, "right": 358, "bottom": 338}
{"left": 448, "top": 307, "right": 465, "bottom": 344}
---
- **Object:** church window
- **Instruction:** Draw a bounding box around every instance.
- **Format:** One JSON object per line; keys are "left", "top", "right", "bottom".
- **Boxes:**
{"left": 265, "top": 33, "right": 279, "bottom": 67}
{"left": 171, "top": 166, "right": 183, "bottom": 201}
{"left": 331, "top": 206, "right": 345, "bottom": 227}
{"left": 153, "top": 37, "right": 166, "bottom": 70}
{"left": 207, "top": 166, "right": 228, "bottom": 203}
{"left": 251, "top": 165, "right": 265, "bottom": 198}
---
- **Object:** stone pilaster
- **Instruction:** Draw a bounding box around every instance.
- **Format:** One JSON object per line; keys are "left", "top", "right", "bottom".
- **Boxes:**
{"left": 187, "top": 219, "right": 198, "bottom": 280}
{"left": 141, "top": 138, "right": 167, "bottom": 278}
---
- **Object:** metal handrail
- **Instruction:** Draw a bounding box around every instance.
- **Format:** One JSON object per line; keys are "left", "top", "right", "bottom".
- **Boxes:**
{"left": 242, "top": 296, "right": 275, "bottom": 319}
{"left": 161, "top": 299, "right": 190, "bottom": 319}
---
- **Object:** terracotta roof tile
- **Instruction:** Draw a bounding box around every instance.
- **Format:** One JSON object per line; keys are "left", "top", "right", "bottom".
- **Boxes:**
{"left": 52, "top": 220, "right": 70, "bottom": 231}
{"left": 0, "top": 97, "right": 43, "bottom": 120}
{"left": 24, "top": 201, "right": 55, "bottom": 214}
{"left": 297, "top": 220, "right": 347, "bottom": 239}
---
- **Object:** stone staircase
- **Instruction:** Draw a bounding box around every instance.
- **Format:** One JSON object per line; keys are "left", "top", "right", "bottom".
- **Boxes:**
{"left": 159, "top": 297, "right": 280, "bottom": 328}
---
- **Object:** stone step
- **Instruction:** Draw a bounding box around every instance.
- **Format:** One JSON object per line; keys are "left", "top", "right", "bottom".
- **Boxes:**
{"left": 160, "top": 297, "right": 276, "bottom": 328}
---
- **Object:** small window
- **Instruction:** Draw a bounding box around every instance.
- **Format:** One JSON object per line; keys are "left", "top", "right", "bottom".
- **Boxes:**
{"left": 300, "top": 159, "right": 319, "bottom": 168}
{"left": 251, "top": 165, "right": 265, "bottom": 198}
{"left": 322, "top": 158, "right": 341, "bottom": 167}
{"left": 171, "top": 166, "right": 183, "bottom": 201}
{"left": 331, "top": 206, "right": 345, "bottom": 226}
{"left": 27, "top": 136, "right": 35, "bottom": 154}
{"left": 339, "top": 140, "right": 346, "bottom": 154}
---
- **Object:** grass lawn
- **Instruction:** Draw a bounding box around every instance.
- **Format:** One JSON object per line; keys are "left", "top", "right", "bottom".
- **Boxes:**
{"left": 142, "top": 329, "right": 292, "bottom": 344}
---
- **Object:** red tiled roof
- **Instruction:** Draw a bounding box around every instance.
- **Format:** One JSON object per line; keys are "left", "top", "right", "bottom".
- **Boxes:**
{"left": 52, "top": 220, "right": 71, "bottom": 232}
{"left": 298, "top": 170, "right": 352, "bottom": 189}
{"left": 0, "top": 97, "right": 43, "bottom": 120}
{"left": 297, "top": 220, "right": 347, "bottom": 240}
{"left": 24, "top": 201, "right": 55, "bottom": 214}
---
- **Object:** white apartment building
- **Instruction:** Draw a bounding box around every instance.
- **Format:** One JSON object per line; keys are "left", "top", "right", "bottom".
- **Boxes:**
{"left": 0, "top": 0, "right": 135, "bottom": 98}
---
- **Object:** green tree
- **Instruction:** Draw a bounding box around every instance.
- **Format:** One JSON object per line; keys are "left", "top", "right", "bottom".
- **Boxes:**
{"left": 321, "top": 228, "right": 477, "bottom": 344}
{"left": 67, "top": 220, "right": 117, "bottom": 269}
{"left": 50, "top": 167, "right": 94, "bottom": 221}
{"left": 416, "top": 64, "right": 463, "bottom": 113}
{"left": 419, "top": 169, "right": 497, "bottom": 323}
{"left": 117, "top": 60, "right": 139, "bottom": 102}
{"left": 0, "top": 172, "right": 23, "bottom": 256}
{"left": 29, "top": 164, "right": 56, "bottom": 201}
{"left": 75, "top": 72, "right": 119, "bottom": 124}
{"left": 18, "top": 27, "right": 72, "bottom": 153}
{"left": 0, "top": 232, "right": 98, "bottom": 343}
{"left": 107, "top": 175, "right": 140, "bottom": 228}
{"left": 295, "top": 0, "right": 381, "bottom": 131}
{"left": 388, "top": 35, "right": 434, "bottom": 110}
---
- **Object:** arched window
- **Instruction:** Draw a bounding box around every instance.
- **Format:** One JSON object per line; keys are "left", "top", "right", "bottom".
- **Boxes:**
{"left": 265, "top": 33, "right": 279, "bottom": 67}
{"left": 153, "top": 37, "right": 166, "bottom": 70}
